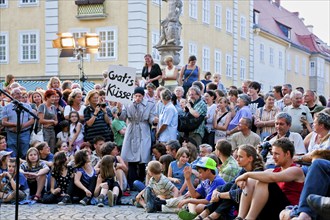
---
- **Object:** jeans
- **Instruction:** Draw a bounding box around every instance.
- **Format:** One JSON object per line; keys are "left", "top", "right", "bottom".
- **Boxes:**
{"left": 296, "top": 159, "right": 330, "bottom": 219}
{"left": 133, "top": 180, "right": 145, "bottom": 192}
{"left": 7, "top": 130, "right": 30, "bottom": 159}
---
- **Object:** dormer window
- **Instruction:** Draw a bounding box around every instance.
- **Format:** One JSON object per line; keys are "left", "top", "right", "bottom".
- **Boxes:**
{"left": 276, "top": 21, "right": 291, "bottom": 39}
{"left": 253, "top": 10, "right": 260, "bottom": 25}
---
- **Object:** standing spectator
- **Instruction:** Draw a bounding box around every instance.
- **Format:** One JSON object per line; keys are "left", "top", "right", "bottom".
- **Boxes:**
{"left": 64, "top": 88, "right": 86, "bottom": 123}
{"left": 110, "top": 107, "right": 126, "bottom": 149}
{"left": 304, "top": 90, "right": 319, "bottom": 117}
{"left": 2, "top": 88, "right": 34, "bottom": 158}
{"left": 0, "top": 135, "right": 8, "bottom": 151}
{"left": 3, "top": 74, "right": 15, "bottom": 91}
{"left": 38, "top": 90, "right": 58, "bottom": 153}
{"left": 142, "top": 54, "right": 162, "bottom": 88}
{"left": 281, "top": 83, "right": 292, "bottom": 96}
{"left": 212, "top": 73, "right": 227, "bottom": 94}
{"left": 273, "top": 85, "right": 284, "bottom": 110}
{"left": 47, "top": 77, "right": 61, "bottom": 91}
{"left": 247, "top": 81, "right": 265, "bottom": 132}
{"left": 162, "top": 55, "right": 179, "bottom": 91}
{"left": 156, "top": 89, "right": 178, "bottom": 143}
{"left": 203, "top": 90, "right": 217, "bottom": 147}
{"left": 201, "top": 72, "right": 212, "bottom": 92}
{"left": 84, "top": 90, "right": 112, "bottom": 144}
{"left": 61, "top": 80, "right": 72, "bottom": 91}
{"left": 254, "top": 93, "right": 279, "bottom": 140}
{"left": 283, "top": 90, "right": 313, "bottom": 135}
{"left": 144, "top": 82, "right": 157, "bottom": 103}
{"left": 178, "top": 55, "right": 201, "bottom": 96}
{"left": 118, "top": 87, "right": 157, "bottom": 190}
{"left": 54, "top": 89, "right": 66, "bottom": 135}
{"left": 30, "top": 91, "right": 44, "bottom": 112}
{"left": 173, "top": 86, "right": 185, "bottom": 115}
{"left": 241, "top": 80, "right": 251, "bottom": 94}
{"left": 213, "top": 97, "right": 231, "bottom": 144}
{"left": 183, "top": 87, "right": 207, "bottom": 147}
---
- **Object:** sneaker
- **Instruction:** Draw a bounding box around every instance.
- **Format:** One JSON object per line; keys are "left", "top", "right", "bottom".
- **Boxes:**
{"left": 178, "top": 210, "right": 197, "bottom": 220}
{"left": 58, "top": 196, "right": 72, "bottom": 205}
{"left": 307, "top": 194, "right": 330, "bottom": 218}
{"left": 107, "top": 190, "right": 114, "bottom": 207}
{"left": 97, "top": 195, "right": 105, "bottom": 207}
{"left": 144, "top": 187, "right": 156, "bottom": 213}
{"left": 79, "top": 196, "right": 89, "bottom": 206}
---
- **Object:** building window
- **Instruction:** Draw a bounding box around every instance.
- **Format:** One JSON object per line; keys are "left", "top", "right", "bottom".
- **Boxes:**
{"left": 69, "top": 30, "right": 90, "bottom": 61}
{"left": 0, "top": 33, "right": 8, "bottom": 64}
{"left": 295, "top": 55, "right": 299, "bottom": 73}
{"left": 310, "top": 61, "right": 315, "bottom": 76}
{"left": 240, "top": 58, "right": 246, "bottom": 80}
{"left": 287, "top": 54, "right": 291, "bottom": 71}
{"left": 19, "top": 0, "right": 38, "bottom": 6}
{"left": 253, "top": 10, "right": 259, "bottom": 25}
{"left": 240, "top": 16, "right": 246, "bottom": 39}
{"left": 202, "top": 0, "right": 210, "bottom": 24}
{"left": 226, "top": 9, "right": 232, "bottom": 33}
{"left": 225, "top": 53, "right": 232, "bottom": 77}
{"left": 19, "top": 31, "right": 39, "bottom": 63}
{"left": 189, "top": 0, "right": 197, "bottom": 19}
{"left": 97, "top": 27, "right": 117, "bottom": 60}
{"left": 302, "top": 58, "right": 306, "bottom": 75}
{"left": 214, "top": 50, "right": 221, "bottom": 74}
{"left": 0, "top": 0, "right": 8, "bottom": 8}
{"left": 279, "top": 51, "right": 283, "bottom": 69}
{"left": 215, "top": 4, "right": 222, "bottom": 29}
{"left": 151, "top": 32, "right": 160, "bottom": 61}
{"left": 259, "top": 43, "right": 264, "bottom": 63}
{"left": 277, "top": 21, "right": 291, "bottom": 39}
{"left": 269, "top": 47, "right": 274, "bottom": 65}
{"left": 152, "top": 0, "right": 161, "bottom": 6}
{"left": 188, "top": 42, "right": 197, "bottom": 57}
{"left": 202, "top": 47, "right": 210, "bottom": 71}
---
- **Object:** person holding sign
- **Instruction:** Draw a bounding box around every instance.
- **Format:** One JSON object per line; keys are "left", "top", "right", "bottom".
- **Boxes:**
{"left": 118, "top": 87, "right": 157, "bottom": 190}
{"left": 141, "top": 54, "right": 162, "bottom": 88}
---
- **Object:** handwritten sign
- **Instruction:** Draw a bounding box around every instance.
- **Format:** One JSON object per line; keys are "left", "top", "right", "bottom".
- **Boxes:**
{"left": 105, "top": 65, "right": 136, "bottom": 105}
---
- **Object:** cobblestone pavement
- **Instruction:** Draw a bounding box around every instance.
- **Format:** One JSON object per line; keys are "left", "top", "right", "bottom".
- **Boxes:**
{"left": 0, "top": 204, "right": 180, "bottom": 220}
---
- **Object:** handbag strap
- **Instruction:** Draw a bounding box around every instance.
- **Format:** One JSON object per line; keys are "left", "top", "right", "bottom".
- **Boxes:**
{"left": 184, "top": 65, "right": 197, "bottom": 82}
{"left": 217, "top": 111, "right": 229, "bottom": 124}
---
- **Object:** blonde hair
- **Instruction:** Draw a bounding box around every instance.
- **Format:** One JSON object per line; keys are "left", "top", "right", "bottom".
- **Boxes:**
{"left": 47, "top": 77, "right": 61, "bottom": 90}
{"left": 147, "top": 161, "right": 162, "bottom": 175}
{"left": 85, "top": 89, "right": 99, "bottom": 106}
{"left": 164, "top": 55, "right": 173, "bottom": 63}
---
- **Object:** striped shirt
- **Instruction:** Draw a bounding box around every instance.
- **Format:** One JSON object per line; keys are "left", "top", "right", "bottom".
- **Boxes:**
{"left": 148, "top": 174, "right": 175, "bottom": 199}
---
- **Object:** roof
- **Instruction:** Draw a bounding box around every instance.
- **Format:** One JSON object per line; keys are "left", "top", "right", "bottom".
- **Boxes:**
{"left": 254, "top": 0, "right": 330, "bottom": 59}
{"left": 0, "top": 80, "right": 95, "bottom": 92}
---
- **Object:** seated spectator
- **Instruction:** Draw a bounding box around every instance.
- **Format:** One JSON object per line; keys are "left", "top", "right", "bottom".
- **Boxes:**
{"left": 135, "top": 161, "right": 179, "bottom": 212}
{"left": 191, "top": 144, "right": 213, "bottom": 169}
{"left": 0, "top": 135, "right": 8, "bottom": 152}
{"left": 231, "top": 117, "right": 261, "bottom": 151}
{"left": 235, "top": 138, "right": 305, "bottom": 220}
{"left": 165, "top": 140, "right": 181, "bottom": 159}
{"left": 0, "top": 150, "right": 11, "bottom": 173}
{"left": 36, "top": 142, "right": 54, "bottom": 167}
{"left": 198, "top": 144, "right": 264, "bottom": 220}
{"left": 92, "top": 136, "right": 105, "bottom": 166}
{"left": 215, "top": 140, "right": 240, "bottom": 183}
{"left": 151, "top": 143, "right": 167, "bottom": 161}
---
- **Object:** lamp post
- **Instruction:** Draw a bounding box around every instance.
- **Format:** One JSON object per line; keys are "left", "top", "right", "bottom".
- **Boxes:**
{"left": 52, "top": 33, "right": 100, "bottom": 94}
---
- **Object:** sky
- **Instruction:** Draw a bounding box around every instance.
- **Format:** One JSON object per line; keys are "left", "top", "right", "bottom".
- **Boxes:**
{"left": 281, "top": 0, "right": 330, "bottom": 44}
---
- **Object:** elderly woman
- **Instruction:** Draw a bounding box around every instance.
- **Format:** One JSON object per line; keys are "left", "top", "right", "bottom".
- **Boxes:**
{"left": 162, "top": 55, "right": 178, "bottom": 91}
{"left": 38, "top": 90, "right": 58, "bottom": 153}
{"left": 142, "top": 54, "right": 162, "bottom": 88}
{"left": 64, "top": 88, "right": 85, "bottom": 122}
{"left": 254, "top": 93, "right": 280, "bottom": 141}
{"left": 156, "top": 89, "right": 178, "bottom": 143}
{"left": 83, "top": 90, "right": 112, "bottom": 143}
{"left": 118, "top": 87, "right": 157, "bottom": 190}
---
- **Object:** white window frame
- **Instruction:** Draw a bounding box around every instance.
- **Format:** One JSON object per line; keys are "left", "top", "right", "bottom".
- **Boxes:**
{"left": 19, "top": 0, "right": 38, "bottom": 7}
{"left": 0, "top": 32, "right": 9, "bottom": 64}
{"left": 240, "top": 58, "right": 246, "bottom": 80}
{"left": 18, "top": 30, "right": 39, "bottom": 63}
{"left": 202, "top": 47, "right": 210, "bottom": 72}
{"left": 151, "top": 0, "right": 162, "bottom": 6}
{"left": 279, "top": 51, "right": 283, "bottom": 69}
{"left": 0, "top": 0, "right": 8, "bottom": 8}
{"left": 69, "top": 28, "right": 90, "bottom": 62}
{"left": 96, "top": 27, "right": 117, "bottom": 61}
{"left": 188, "top": 42, "right": 197, "bottom": 57}
{"left": 295, "top": 55, "right": 299, "bottom": 73}
{"left": 269, "top": 47, "right": 274, "bottom": 65}
{"left": 202, "top": 0, "right": 210, "bottom": 24}
{"left": 214, "top": 4, "right": 222, "bottom": 29}
{"left": 310, "top": 61, "right": 315, "bottom": 76}
{"left": 226, "top": 8, "right": 233, "bottom": 33}
{"left": 302, "top": 58, "right": 306, "bottom": 75}
{"left": 214, "top": 50, "right": 222, "bottom": 74}
{"left": 189, "top": 0, "right": 197, "bottom": 19}
{"left": 225, "top": 53, "right": 232, "bottom": 77}
{"left": 287, "top": 54, "right": 291, "bottom": 71}
{"left": 151, "top": 31, "right": 160, "bottom": 62}
{"left": 240, "top": 16, "right": 246, "bottom": 39}
{"left": 259, "top": 43, "right": 264, "bottom": 63}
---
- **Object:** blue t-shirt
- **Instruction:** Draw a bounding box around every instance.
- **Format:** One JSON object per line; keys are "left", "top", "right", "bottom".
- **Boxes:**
{"left": 170, "top": 161, "right": 191, "bottom": 191}
{"left": 76, "top": 166, "right": 96, "bottom": 187}
{"left": 196, "top": 175, "right": 225, "bottom": 201}
{"left": 2, "top": 173, "right": 29, "bottom": 191}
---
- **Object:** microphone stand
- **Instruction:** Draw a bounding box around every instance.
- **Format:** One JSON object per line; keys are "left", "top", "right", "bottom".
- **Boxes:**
{"left": 0, "top": 89, "right": 38, "bottom": 220}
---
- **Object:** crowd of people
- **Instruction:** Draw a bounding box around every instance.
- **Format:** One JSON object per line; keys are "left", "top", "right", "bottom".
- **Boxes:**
{"left": 0, "top": 54, "right": 329, "bottom": 220}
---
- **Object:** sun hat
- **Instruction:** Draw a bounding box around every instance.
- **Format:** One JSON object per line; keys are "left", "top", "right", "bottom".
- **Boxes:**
{"left": 0, "top": 150, "right": 12, "bottom": 160}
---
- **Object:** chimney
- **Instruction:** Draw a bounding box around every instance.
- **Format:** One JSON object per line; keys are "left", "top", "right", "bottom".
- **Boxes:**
{"left": 306, "top": 25, "right": 314, "bottom": 33}
{"left": 274, "top": 0, "right": 281, "bottom": 7}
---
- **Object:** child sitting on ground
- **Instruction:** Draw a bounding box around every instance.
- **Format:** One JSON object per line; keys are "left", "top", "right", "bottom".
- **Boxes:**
{"left": 136, "top": 160, "right": 179, "bottom": 213}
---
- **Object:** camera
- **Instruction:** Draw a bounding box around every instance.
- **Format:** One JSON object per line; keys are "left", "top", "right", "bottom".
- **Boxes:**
{"left": 97, "top": 103, "right": 107, "bottom": 108}
{"left": 259, "top": 141, "right": 272, "bottom": 162}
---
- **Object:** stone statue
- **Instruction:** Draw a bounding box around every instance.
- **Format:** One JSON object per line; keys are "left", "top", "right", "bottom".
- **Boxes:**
{"left": 156, "top": 0, "right": 182, "bottom": 46}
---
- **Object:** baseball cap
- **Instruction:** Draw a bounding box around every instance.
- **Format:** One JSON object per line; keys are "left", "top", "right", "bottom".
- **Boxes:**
{"left": 195, "top": 157, "right": 217, "bottom": 171}
{"left": 0, "top": 150, "right": 12, "bottom": 160}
